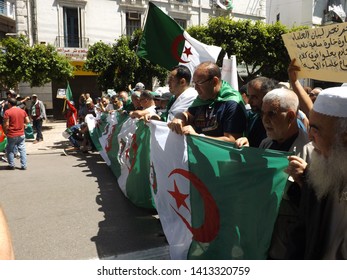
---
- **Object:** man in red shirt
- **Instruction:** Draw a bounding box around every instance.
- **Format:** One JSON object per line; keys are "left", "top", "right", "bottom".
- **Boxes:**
{"left": 3, "top": 98, "right": 30, "bottom": 170}
{"left": 63, "top": 96, "right": 78, "bottom": 128}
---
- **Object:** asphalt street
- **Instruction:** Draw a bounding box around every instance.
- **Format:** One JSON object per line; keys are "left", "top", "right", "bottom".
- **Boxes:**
{"left": 0, "top": 120, "right": 169, "bottom": 260}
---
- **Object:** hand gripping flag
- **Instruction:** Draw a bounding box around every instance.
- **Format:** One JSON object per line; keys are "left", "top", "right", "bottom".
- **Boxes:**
{"left": 137, "top": 2, "right": 222, "bottom": 74}
{"left": 88, "top": 116, "right": 292, "bottom": 258}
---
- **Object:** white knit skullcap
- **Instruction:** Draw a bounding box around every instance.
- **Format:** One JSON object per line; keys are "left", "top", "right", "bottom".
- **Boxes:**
{"left": 313, "top": 87, "right": 347, "bottom": 118}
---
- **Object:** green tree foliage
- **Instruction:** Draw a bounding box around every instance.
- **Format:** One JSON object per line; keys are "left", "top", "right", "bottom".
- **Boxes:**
{"left": 83, "top": 41, "right": 115, "bottom": 90}
{"left": 0, "top": 35, "right": 30, "bottom": 88}
{"left": 84, "top": 36, "right": 141, "bottom": 91}
{"left": 0, "top": 35, "right": 74, "bottom": 88}
{"left": 188, "top": 18, "right": 307, "bottom": 83}
{"left": 111, "top": 36, "right": 140, "bottom": 90}
{"left": 85, "top": 31, "right": 168, "bottom": 91}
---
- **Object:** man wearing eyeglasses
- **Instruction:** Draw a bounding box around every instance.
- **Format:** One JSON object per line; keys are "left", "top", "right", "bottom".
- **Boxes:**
{"left": 168, "top": 61, "right": 247, "bottom": 143}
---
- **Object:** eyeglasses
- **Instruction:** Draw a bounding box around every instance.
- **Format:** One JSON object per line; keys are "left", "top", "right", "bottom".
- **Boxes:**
{"left": 192, "top": 77, "right": 213, "bottom": 87}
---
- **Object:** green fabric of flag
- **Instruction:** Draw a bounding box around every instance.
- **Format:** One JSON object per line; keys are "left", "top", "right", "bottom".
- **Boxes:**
{"left": 110, "top": 118, "right": 153, "bottom": 209}
{"left": 0, "top": 137, "right": 6, "bottom": 152}
{"left": 123, "top": 121, "right": 152, "bottom": 209}
{"left": 89, "top": 113, "right": 109, "bottom": 151}
{"left": 89, "top": 112, "right": 153, "bottom": 209}
{"left": 186, "top": 135, "right": 290, "bottom": 259}
{"left": 105, "top": 114, "right": 131, "bottom": 177}
{"left": 137, "top": 2, "right": 184, "bottom": 70}
{"left": 66, "top": 82, "right": 73, "bottom": 101}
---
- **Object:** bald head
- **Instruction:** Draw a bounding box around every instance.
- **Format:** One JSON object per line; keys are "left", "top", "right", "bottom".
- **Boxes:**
{"left": 261, "top": 88, "right": 300, "bottom": 143}
{"left": 196, "top": 61, "right": 221, "bottom": 79}
{"left": 263, "top": 88, "right": 299, "bottom": 113}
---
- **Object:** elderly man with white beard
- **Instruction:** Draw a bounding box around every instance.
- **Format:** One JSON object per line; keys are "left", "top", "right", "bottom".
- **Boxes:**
{"left": 286, "top": 87, "right": 347, "bottom": 259}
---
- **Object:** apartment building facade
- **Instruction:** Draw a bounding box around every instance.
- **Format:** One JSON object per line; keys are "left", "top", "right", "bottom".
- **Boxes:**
{"left": 0, "top": 0, "right": 15, "bottom": 40}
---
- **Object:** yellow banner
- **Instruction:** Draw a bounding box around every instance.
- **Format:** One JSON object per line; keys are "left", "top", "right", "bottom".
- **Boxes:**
{"left": 71, "top": 61, "right": 98, "bottom": 76}
{"left": 282, "top": 22, "right": 347, "bottom": 83}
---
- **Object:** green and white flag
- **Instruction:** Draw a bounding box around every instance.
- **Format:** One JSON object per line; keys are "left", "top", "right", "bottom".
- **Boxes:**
{"left": 216, "top": 0, "right": 234, "bottom": 11}
{"left": 149, "top": 121, "right": 290, "bottom": 259}
{"left": 137, "top": 2, "right": 222, "bottom": 74}
{"left": 86, "top": 113, "right": 116, "bottom": 164}
{"left": 88, "top": 116, "right": 291, "bottom": 258}
{"left": 66, "top": 82, "right": 73, "bottom": 101}
{"left": 88, "top": 112, "right": 153, "bottom": 209}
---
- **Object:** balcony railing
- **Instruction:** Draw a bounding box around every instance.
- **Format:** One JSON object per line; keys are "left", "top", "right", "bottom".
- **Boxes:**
{"left": 55, "top": 36, "right": 89, "bottom": 48}
{"left": 119, "top": 0, "right": 146, "bottom": 6}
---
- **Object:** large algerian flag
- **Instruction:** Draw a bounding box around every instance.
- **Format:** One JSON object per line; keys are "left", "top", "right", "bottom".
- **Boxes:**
{"left": 87, "top": 114, "right": 292, "bottom": 259}
{"left": 88, "top": 112, "right": 153, "bottom": 209}
{"left": 137, "top": 2, "right": 222, "bottom": 74}
{"left": 149, "top": 121, "right": 290, "bottom": 259}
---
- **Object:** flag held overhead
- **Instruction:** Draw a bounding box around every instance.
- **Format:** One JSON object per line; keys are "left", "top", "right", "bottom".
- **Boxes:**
{"left": 137, "top": 2, "right": 222, "bottom": 74}
{"left": 216, "top": 0, "right": 234, "bottom": 11}
{"left": 66, "top": 82, "right": 73, "bottom": 101}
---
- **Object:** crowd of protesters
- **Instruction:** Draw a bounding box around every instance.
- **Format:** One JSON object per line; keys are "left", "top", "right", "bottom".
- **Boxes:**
{"left": 1, "top": 58, "right": 347, "bottom": 260}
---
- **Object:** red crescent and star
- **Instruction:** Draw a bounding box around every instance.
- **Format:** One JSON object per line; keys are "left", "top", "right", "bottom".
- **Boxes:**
{"left": 168, "top": 168, "right": 220, "bottom": 243}
{"left": 171, "top": 34, "right": 193, "bottom": 64}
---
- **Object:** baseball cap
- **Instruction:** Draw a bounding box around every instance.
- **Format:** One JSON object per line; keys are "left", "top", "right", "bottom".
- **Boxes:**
{"left": 133, "top": 82, "right": 145, "bottom": 91}
{"left": 155, "top": 92, "right": 173, "bottom": 101}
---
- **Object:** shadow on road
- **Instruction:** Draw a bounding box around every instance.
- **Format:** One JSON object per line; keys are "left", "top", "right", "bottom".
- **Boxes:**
{"left": 69, "top": 151, "right": 168, "bottom": 259}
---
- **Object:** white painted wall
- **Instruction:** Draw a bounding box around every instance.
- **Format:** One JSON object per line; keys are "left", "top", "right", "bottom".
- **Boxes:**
{"left": 267, "top": 0, "right": 347, "bottom": 27}
{"left": 267, "top": 0, "right": 308, "bottom": 26}
{"left": 36, "top": 3, "right": 58, "bottom": 44}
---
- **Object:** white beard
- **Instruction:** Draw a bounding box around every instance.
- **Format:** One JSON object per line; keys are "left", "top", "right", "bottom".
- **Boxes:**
{"left": 307, "top": 143, "right": 347, "bottom": 200}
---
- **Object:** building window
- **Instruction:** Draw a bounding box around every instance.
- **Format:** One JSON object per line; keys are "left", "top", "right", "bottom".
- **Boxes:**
{"left": 56, "top": 1, "right": 87, "bottom": 48}
{"left": 175, "top": 18, "right": 187, "bottom": 29}
{"left": 0, "top": 0, "right": 5, "bottom": 15}
{"left": 63, "top": 7, "right": 81, "bottom": 47}
{"left": 126, "top": 12, "right": 141, "bottom": 36}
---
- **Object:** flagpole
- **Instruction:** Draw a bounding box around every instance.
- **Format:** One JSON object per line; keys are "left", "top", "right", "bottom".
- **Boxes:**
{"left": 135, "top": 2, "right": 150, "bottom": 55}
{"left": 62, "top": 99, "right": 66, "bottom": 113}
{"left": 141, "top": 2, "right": 150, "bottom": 29}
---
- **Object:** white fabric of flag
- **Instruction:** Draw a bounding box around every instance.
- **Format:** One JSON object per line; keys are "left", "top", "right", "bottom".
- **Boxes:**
{"left": 149, "top": 120, "right": 193, "bottom": 259}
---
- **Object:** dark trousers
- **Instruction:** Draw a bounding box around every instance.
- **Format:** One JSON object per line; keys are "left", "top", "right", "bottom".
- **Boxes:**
{"left": 32, "top": 118, "right": 43, "bottom": 140}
